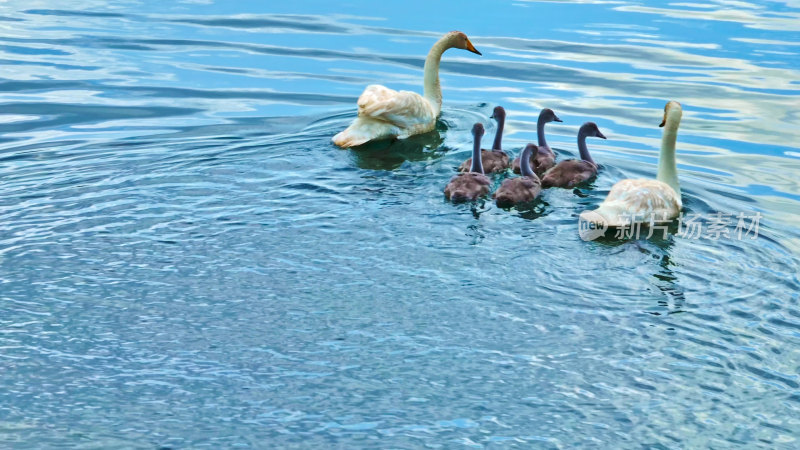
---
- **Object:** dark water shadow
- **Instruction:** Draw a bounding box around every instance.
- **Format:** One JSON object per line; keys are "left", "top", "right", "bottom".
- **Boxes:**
{"left": 514, "top": 200, "right": 549, "bottom": 221}
{"left": 652, "top": 252, "right": 687, "bottom": 316}
{"left": 347, "top": 129, "right": 445, "bottom": 171}
{"left": 589, "top": 219, "right": 682, "bottom": 246}
{"left": 492, "top": 197, "right": 548, "bottom": 221}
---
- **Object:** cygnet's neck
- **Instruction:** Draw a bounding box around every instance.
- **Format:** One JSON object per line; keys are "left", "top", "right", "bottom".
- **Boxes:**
{"left": 470, "top": 133, "right": 484, "bottom": 174}
{"left": 577, "top": 128, "right": 595, "bottom": 165}
{"left": 520, "top": 144, "right": 537, "bottom": 178}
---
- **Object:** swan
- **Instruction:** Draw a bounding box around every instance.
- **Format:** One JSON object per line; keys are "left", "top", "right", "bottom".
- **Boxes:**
{"left": 580, "top": 101, "right": 683, "bottom": 228}
{"left": 512, "top": 108, "right": 561, "bottom": 175}
{"left": 445, "top": 123, "right": 491, "bottom": 202}
{"left": 332, "top": 31, "right": 482, "bottom": 148}
{"left": 541, "top": 122, "right": 605, "bottom": 189}
{"left": 458, "top": 106, "right": 510, "bottom": 173}
{"left": 494, "top": 144, "right": 542, "bottom": 207}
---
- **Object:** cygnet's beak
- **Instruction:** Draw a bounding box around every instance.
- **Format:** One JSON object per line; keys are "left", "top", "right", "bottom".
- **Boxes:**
{"left": 465, "top": 38, "right": 482, "bottom": 56}
{"left": 597, "top": 130, "right": 607, "bottom": 139}
{"left": 554, "top": 115, "right": 563, "bottom": 123}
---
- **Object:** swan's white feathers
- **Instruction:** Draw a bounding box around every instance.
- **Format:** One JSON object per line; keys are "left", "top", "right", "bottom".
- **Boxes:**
{"left": 579, "top": 101, "right": 683, "bottom": 234}
{"left": 587, "top": 179, "right": 681, "bottom": 226}
{"left": 332, "top": 31, "right": 481, "bottom": 147}
{"left": 332, "top": 85, "right": 437, "bottom": 147}
{"left": 357, "top": 85, "right": 436, "bottom": 129}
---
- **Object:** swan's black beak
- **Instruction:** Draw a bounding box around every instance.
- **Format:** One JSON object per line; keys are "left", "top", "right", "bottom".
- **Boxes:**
{"left": 466, "top": 39, "right": 482, "bottom": 56}
{"left": 659, "top": 118, "right": 666, "bottom": 127}
{"left": 554, "top": 115, "right": 563, "bottom": 123}
{"left": 597, "top": 131, "right": 607, "bottom": 139}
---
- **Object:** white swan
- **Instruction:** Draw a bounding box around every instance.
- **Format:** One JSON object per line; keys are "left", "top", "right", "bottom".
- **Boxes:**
{"left": 580, "top": 101, "right": 683, "bottom": 228}
{"left": 332, "top": 31, "right": 481, "bottom": 148}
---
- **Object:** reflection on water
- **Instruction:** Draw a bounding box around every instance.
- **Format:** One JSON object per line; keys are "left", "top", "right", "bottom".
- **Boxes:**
{"left": 348, "top": 128, "right": 444, "bottom": 171}
{"left": 1, "top": 0, "right": 799, "bottom": 447}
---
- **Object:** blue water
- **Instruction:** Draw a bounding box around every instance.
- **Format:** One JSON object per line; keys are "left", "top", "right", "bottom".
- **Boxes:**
{"left": 1, "top": 0, "right": 800, "bottom": 448}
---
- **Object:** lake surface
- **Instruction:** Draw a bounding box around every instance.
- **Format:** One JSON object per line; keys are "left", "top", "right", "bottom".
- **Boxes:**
{"left": 1, "top": 0, "right": 799, "bottom": 447}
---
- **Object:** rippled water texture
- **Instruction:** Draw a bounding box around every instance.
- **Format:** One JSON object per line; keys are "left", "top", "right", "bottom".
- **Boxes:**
{"left": 1, "top": 0, "right": 800, "bottom": 447}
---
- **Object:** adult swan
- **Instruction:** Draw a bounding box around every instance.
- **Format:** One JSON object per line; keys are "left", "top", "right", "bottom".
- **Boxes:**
{"left": 580, "top": 101, "right": 683, "bottom": 230}
{"left": 332, "top": 31, "right": 481, "bottom": 148}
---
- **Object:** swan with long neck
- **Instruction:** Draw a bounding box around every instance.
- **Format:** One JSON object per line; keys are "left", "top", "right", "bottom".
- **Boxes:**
{"left": 494, "top": 144, "right": 542, "bottom": 207}
{"left": 541, "top": 122, "right": 605, "bottom": 189}
{"left": 512, "top": 108, "right": 561, "bottom": 175}
{"left": 332, "top": 31, "right": 481, "bottom": 148}
{"left": 458, "top": 106, "right": 511, "bottom": 173}
{"left": 445, "top": 123, "right": 492, "bottom": 202}
{"left": 580, "top": 101, "right": 683, "bottom": 230}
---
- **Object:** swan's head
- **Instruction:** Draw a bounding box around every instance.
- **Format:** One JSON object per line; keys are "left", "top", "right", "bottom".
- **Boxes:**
{"left": 659, "top": 100, "right": 683, "bottom": 128}
{"left": 448, "top": 31, "right": 481, "bottom": 55}
{"left": 539, "top": 108, "right": 562, "bottom": 124}
{"left": 580, "top": 122, "right": 606, "bottom": 139}
{"left": 472, "top": 122, "right": 485, "bottom": 138}
{"left": 490, "top": 106, "right": 506, "bottom": 121}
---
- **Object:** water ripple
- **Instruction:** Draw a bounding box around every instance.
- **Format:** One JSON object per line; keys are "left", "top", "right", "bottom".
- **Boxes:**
{"left": 0, "top": 0, "right": 799, "bottom": 448}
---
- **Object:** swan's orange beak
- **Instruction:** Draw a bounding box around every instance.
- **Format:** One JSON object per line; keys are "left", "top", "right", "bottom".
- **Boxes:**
{"left": 659, "top": 111, "right": 667, "bottom": 127}
{"left": 465, "top": 39, "right": 482, "bottom": 56}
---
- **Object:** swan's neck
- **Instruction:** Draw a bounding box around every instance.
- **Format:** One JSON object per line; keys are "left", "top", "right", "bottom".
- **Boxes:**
{"left": 657, "top": 112, "right": 681, "bottom": 197}
{"left": 537, "top": 116, "right": 547, "bottom": 148}
{"left": 492, "top": 116, "right": 504, "bottom": 150}
{"left": 470, "top": 135, "right": 484, "bottom": 174}
{"left": 423, "top": 36, "right": 452, "bottom": 117}
{"left": 577, "top": 131, "right": 595, "bottom": 165}
{"left": 520, "top": 146, "right": 536, "bottom": 178}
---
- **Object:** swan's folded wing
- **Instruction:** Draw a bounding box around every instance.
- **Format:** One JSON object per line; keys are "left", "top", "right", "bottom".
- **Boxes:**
{"left": 357, "top": 84, "right": 434, "bottom": 128}
{"left": 604, "top": 179, "right": 681, "bottom": 220}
